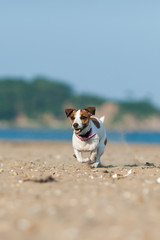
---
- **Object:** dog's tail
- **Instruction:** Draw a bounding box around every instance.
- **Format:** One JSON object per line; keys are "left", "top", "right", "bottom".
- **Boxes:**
{"left": 100, "top": 116, "right": 105, "bottom": 123}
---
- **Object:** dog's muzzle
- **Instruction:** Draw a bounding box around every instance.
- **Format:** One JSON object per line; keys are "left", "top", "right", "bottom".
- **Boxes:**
{"left": 73, "top": 123, "right": 81, "bottom": 134}
{"left": 73, "top": 123, "right": 79, "bottom": 129}
{"left": 73, "top": 123, "right": 86, "bottom": 134}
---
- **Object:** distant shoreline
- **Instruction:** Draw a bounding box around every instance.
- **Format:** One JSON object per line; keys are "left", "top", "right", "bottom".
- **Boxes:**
{"left": 0, "top": 128, "right": 160, "bottom": 144}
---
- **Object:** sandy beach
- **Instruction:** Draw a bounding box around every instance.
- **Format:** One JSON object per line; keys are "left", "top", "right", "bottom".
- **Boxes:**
{"left": 0, "top": 141, "right": 160, "bottom": 240}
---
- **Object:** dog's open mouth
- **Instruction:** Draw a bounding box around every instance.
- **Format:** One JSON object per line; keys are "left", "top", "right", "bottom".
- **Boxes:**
{"left": 74, "top": 124, "right": 86, "bottom": 134}
{"left": 74, "top": 128, "right": 82, "bottom": 134}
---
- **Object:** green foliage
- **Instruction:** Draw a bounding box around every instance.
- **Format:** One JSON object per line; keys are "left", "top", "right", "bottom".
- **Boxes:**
{"left": 119, "top": 100, "right": 160, "bottom": 117}
{"left": 0, "top": 78, "right": 27, "bottom": 120}
{"left": 0, "top": 77, "right": 73, "bottom": 120}
{"left": 112, "top": 100, "right": 160, "bottom": 124}
{"left": 24, "top": 77, "right": 73, "bottom": 117}
{"left": 71, "top": 94, "right": 106, "bottom": 109}
{"left": 0, "top": 77, "right": 160, "bottom": 122}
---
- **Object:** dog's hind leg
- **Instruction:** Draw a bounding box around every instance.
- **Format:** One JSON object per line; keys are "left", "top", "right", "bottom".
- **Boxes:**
{"left": 90, "top": 158, "right": 100, "bottom": 168}
{"left": 89, "top": 136, "right": 106, "bottom": 168}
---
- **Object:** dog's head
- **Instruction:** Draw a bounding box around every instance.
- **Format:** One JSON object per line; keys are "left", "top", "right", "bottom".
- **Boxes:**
{"left": 65, "top": 107, "right": 96, "bottom": 134}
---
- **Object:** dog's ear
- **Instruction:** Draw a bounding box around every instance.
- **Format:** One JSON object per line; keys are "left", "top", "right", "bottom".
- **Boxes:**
{"left": 65, "top": 108, "right": 75, "bottom": 117}
{"left": 84, "top": 107, "right": 96, "bottom": 116}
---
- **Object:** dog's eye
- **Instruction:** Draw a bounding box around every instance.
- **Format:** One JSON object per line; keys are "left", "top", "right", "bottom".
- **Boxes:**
{"left": 71, "top": 116, "right": 75, "bottom": 120}
{"left": 80, "top": 116, "right": 87, "bottom": 120}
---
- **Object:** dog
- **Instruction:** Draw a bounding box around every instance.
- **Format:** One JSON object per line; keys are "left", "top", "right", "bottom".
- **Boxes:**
{"left": 65, "top": 107, "right": 107, "bottom": 168}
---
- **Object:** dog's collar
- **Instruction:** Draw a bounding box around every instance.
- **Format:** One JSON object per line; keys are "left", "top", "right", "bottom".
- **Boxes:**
{"left": 75, "top": 128, "right": 96, "bottom": 141}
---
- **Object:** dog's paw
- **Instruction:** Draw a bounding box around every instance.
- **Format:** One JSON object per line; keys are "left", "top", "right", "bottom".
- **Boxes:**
{"left": 82, "top": 158, "right": 90, "bottom": 163}
{"left": 88, "top": 161, "right": 100, "bottom": 168}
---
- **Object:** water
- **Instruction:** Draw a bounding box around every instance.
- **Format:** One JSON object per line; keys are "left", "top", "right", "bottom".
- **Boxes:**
{"left": 0, "top": 128, "right": 72, "bottom": 141}
{"left": 0, "top": 128, "right": 160, "bottom": 144}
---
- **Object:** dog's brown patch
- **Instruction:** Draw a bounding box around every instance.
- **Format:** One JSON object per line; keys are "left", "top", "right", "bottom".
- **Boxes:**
{"left": 91, "top": 117, "right": 100, "bottom": 128}
{"left": 68, "top": 110, "right": 77, "bottom": 125}
{"left": 104, "top": 138, "right": 107, "bottom": 145}
{"left": 65, "top": 108, "right": 75, "bottom": 117}
{"left": 84, "top": 107, "right": 96, "bottom": 116}
{"left": 80, "top": 109, "right": 90, "bottom": 127}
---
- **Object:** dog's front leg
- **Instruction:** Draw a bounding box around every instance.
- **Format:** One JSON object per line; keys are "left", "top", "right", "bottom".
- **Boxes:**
{"left": 74, "top": 149, "right": 89, "bottom": 163}
{"left": 88, "top": 149, "right": 100, "bottom": 168}
{"left": 74, "top": 149, "right": 83, "bottom": 162}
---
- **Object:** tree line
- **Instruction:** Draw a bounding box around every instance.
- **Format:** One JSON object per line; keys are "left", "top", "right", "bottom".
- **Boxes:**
{"left": 0, "top": 77, "right": 105, "bottom": 120}
{"left": 0, "top": 77, "right": 159, "bottom": 121}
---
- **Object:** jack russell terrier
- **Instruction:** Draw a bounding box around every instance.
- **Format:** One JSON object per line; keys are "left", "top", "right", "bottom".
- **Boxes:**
{"left": 65, "top": 107, "right": 107, "bottom": 168}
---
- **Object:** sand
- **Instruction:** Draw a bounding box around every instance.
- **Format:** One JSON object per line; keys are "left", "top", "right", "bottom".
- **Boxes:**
{"left": 0, "top": 141, "right": 160, "bottom": 240}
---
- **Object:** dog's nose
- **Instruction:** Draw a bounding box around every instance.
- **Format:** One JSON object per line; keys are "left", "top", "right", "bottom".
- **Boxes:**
{"left": 73, "top": 123, "right": 79, "bottom": 129}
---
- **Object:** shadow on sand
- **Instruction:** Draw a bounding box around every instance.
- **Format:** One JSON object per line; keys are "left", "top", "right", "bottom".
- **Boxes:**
{"left": 99, "top": 162, "right": 156, "bottom": 169}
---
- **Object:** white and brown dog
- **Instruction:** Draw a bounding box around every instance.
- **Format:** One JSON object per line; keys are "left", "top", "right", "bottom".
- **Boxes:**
{"left": 65, "top": 107, "right": 107, "bottom": 168}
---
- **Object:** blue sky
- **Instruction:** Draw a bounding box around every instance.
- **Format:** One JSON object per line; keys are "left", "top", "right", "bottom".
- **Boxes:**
{"left": 0, "top": 0, "right": 160, "bottom": 107}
